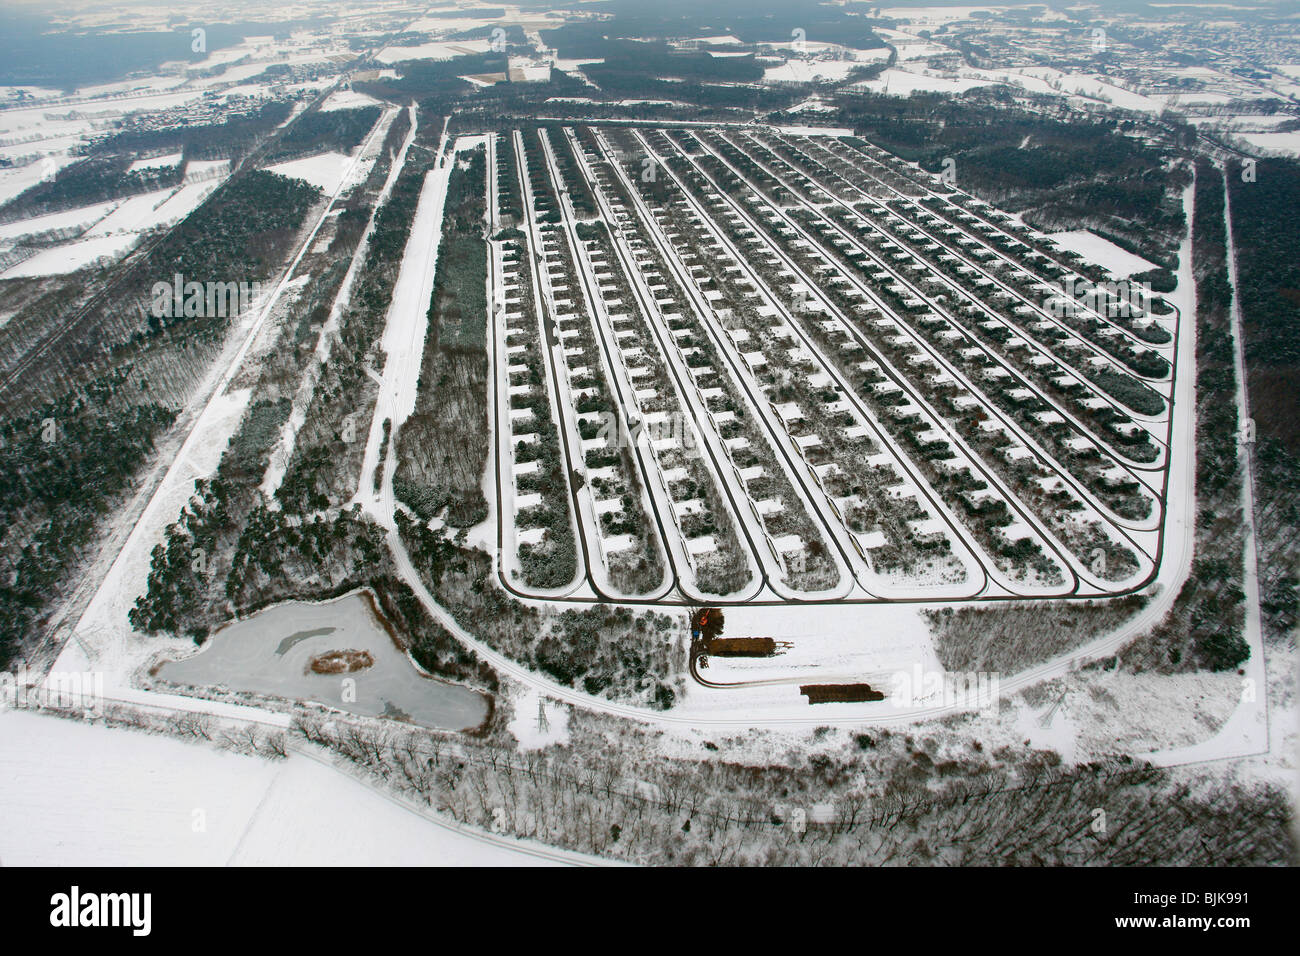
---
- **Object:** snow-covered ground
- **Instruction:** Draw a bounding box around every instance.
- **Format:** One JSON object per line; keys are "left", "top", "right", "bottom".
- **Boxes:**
{"left": 0, "top": 711, "right": 275, "bottom": 866}
{"left": 150, "top": 179, "right": 222, "bottom": 222}
{"left": 0, "top": 233, "right": 139, "bottom": 278}
{"left": 0, "top": 711, "right": 576, "bottom": 866}
{"left": 854, "top": 69, "right": 996, "bottom": 96}
{"left": 1020, "top": 67, "right": 1167, "bottom": 113}
{"left": 692, "top": 603, "right": 940, "bottom": 693}
{"left": 261, "top": 107, "right": 406, "bottom": 501}
{"left": 319, "top": 89, "right": 383, "bottom": 112}
{"left": 0, "top": 199, "right": 117, "bottom": 242}
{"left": 1232, "top": 130, "right": 1300, "bottom": 155}
{"left": 185, "top": 159, "right": 231, "bottom": 181}
{"left": 352, "top": 121, "right": 454, "bottom": 515}
{"left": 375, "top": 39, "right": 492, "bottom": 64}
{"left": 1046, "top": 230, "right": 1158, "bottom": 278}
{"left": 764, "top": 59, "right": 867, "bottom": 84}
{"left": 0, "top": 179, "right": 224, "bottom": 278}
{"left": 128, "top": 152, "right": 183, "bottom": 172}
{"left": 0, "top": 154, "right": 80, "bottom": 207}
{"left": 80, "top": 188, "right": 178, "bottom": 236}
{"left": 506, "top": 684, "right": 571, "bottom": 752}
{"left": 267, "top": 151, "right": 357, "bottom": 193}
{"left": 774, "top": 124, "right": 855, "bottom": 137}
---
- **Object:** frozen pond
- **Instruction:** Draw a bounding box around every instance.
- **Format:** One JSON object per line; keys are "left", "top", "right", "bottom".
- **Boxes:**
{"left": 158, "top": 592, "right": 489, "bottom": 731}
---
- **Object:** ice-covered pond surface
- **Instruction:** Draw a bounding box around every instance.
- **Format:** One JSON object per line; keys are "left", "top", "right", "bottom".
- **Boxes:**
{"left": 157, "top": 592, "right": 489, "bottom": 731}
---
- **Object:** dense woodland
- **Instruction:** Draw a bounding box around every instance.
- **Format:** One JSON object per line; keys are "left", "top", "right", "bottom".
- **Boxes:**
{"left": 0, "top": 155, "right": 183, "bottom": 224}
{"left": 0, "top": 169, "right": 321, "bottom": 672}
{"left": 399, "top": 512, "right": 681, "bottom": 708}
{"left": 1120, "top": 159, "right": 1250, "bottom": 674}
{"left": 80, "top": 101, "right": 294, "bottom": 163}
{"left": 261, "top": 106, "right": 382, "bottom": 164}
{"left": 1227, "top": 157, "right": 1300, "bottom": 648}
{"left": 393, "top": 145, "right": 491, "bottom": 528}
{"left": 1229, "top": 158, "right": 1300, "bottom": 451}
{"left": 0, "top": 373, "right": 174, "bottom": 667}
{"left": 539, "top": 3, "right": 887, "bottom": 55}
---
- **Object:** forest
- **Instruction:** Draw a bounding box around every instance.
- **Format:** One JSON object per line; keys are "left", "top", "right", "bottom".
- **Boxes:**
{"left": 1227, "top": 158, "right": 1300, "bottom": 458}
{"left": 261, "top": 106, "right": 382, "bottom": 164}
{"left": 0, "top": 169, "right": 321, "bottom": 671}
{"left": 294, "top": 698, "right": 1291, "bottom": 865}
{"left": 1227, "top": 157, "right": 1300, "bottom": 649}
{"left": 393, "top": 144, "right": 491, "bottom": 528}
{"left": 539, "top": 2, "right": 886, "bottom": 55}
{"left": 399, "top": 513, "right": 681, "bottom": 708}
{"left": 81, "top": 101, "right": 294, "bottom": 164}
{"left": 0, "top": 155, "right": 183, "bottom": 224}
{"left": 0, "top": 372, "right": 175, "bottom": 668}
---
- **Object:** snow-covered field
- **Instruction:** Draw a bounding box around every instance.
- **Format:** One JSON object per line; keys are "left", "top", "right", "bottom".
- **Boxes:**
{"left": 267, "top": 151, "right": 357, "bottom": 192}
{"left": 320, "top": 89, "right": 383, "bottom": 112}
{"left": 375, "top": 39, "right": 492, "bottom": 64}
{"left": 1046, "top": 230, "right": 1157, "bottom": 278}
{"left": 506, "top": 684, "right": 571, "bottom": 752}
{"left": 0, "top": 711, "right": 572, "bottom": 866}
{"left": 0, "top": 199, "right": 117, "bottom": 242}
{"left": 81, "top": 188, "right": 177, "bottom": 236}
{"left": 854, "top": 69, "right": 996, "bottom": 96}
{"left": 0, "top": 179, "right": 223, "bottom": 278}
{"left": 0, "top": 155, "right": 80, "bottom": 207}
{"left": 1233, "top": 130, "right": 1300, "bottom": 155}
{"left": 764, "top": 60, "right": 867, "bottom": 84}
{"left": 185, "top": 159, "right": 232, "bottom": 180}
{"left": 150, "top": 179, "right": 222, "bottom": 222}
{"left": 128, "top": 152, "right": 183, "bottom": 172}
{"left": 690, "top": 603, "right": 941, "bottom": 696}
{"left": 0, "top": 233, "right": 139, "bottom": 278}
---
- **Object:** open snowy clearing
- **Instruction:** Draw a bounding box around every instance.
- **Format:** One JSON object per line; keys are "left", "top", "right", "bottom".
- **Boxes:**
{"left": 267, "top": 151, "right": 357, "bottom": 192}
{"left": 375, "top": 39, "right": 493, "bottom": 64}
{"left": 1233, "top": 130, "right": 1300, "bottom": 155}
{"left": 0, "top": 711, "right": 575, "bottom": 866}
{"left": 320, "top": 89, "right": 384, "bottom": 112}
{"left": 0, "top": 154, "right": 80, "bottom": 207}
{"left": 1046, "top": 230, "right": 1158, "bottom": 278}
{"left": 763, "top": 59, "right": 868, "bottom": 84}
{"left": 854, "top": 69, "right": 997, "bottom": 96}
{"left": 0, "top": 232, "right": 140, "bottom": 278}
{"left": 128, "top": 151, "right": 183, "bottom": 172}
{"left": 0, "top": 199, "right": 118, "bottom": 242}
